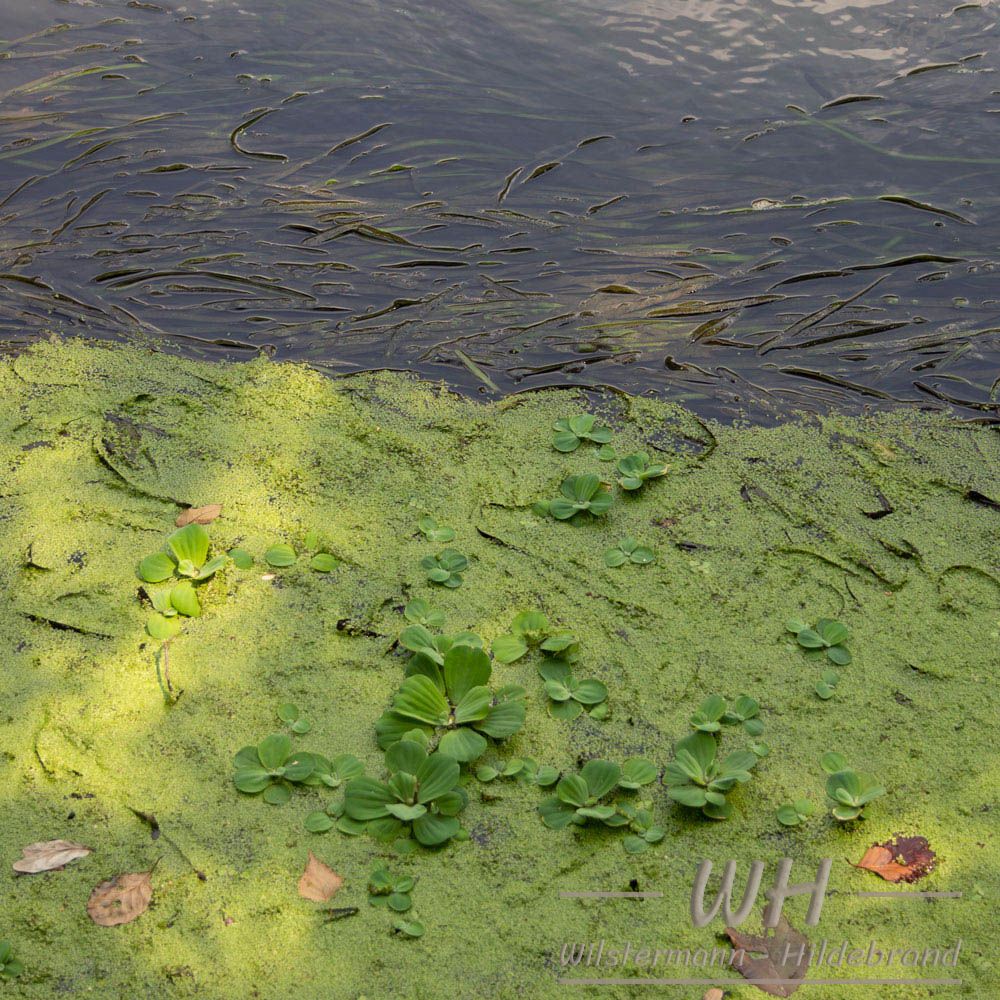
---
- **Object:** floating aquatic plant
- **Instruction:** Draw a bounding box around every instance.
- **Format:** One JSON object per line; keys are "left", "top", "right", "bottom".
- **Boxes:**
{"left": 418, "top": 516, "right": 455, "bottom": 543}
{"left": 539, "top": 660, "right": 608, "bottom": 721}
{"left": 776, "top": 799, "right": 816, "bottom": 827}
{"left": 343, "top": 738, "right": 468, "bottom": 846}
{"left": 420, "top": 548, "right": 468, "bottom": 588}
{"left": 552, "top": 414, "right": 612, "bottom": 453}
{"left": 616, "top": 452, "right": 667, "bottom": 491}
{"left": 376, "top": 644, "right": 526, "bottom": 761}
{"left": 786, "top": 618, "right": 852, "bottom": 665}
{"left": 604, "top": 537, "right": 655, "bottom": 567}
{"left": 538, "top": 758, "right": 657, "bottom": 830}
{"left": 821, "top": 752, "right": 885, "bottom": 821}
{"left": 491, "top": 611, "right": 579, "bottom": 664}
{"left": 664, "top": 731, "right": 758, "bottom": 820}
{"left": 536, "top": 474, "right": 613, "bottom": 521}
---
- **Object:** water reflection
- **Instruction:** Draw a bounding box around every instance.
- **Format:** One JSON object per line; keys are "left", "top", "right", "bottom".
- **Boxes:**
{"left": 0, "top": 0, "right": 997, "bottom": 420}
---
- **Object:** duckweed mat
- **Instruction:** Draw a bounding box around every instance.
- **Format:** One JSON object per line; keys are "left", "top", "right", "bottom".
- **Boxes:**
{"left": 0, "top": 340, "right": 997, "bottom": 998}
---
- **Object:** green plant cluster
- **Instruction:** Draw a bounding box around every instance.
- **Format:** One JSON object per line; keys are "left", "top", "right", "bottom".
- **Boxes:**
{"left": 538, "top": 758, "right": 658, "bottom": 846}
{"left": 139, "top": 523, "right": 226, "bottom": 640}
{"left": 265, "top": 530, "right": 338, "bottom": 572}
{"left": 821, "top": 752, "right": 886, "bottom": 821}
{"left": 0, "top": 941, "right": 23, "bottom": 980}
{"left": 665, "top": 731, "right": 761, "bottom": 820}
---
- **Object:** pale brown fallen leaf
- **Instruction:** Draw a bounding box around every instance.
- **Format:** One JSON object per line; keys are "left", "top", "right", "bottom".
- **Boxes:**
{"left": 298, "top": 852, "right": 343, "bottom": 903}
{"left": 175, "top": 503, "right": 222, "bottom": 527}
{"left": 703, "top": 990, "right": 724, "bottom": 1000}
{"left": 852, "top": 834, "right": 936, "bottom": 884}
{"left": 87, "top": 870, "right": 153, "bottom": 926}
{"left": 725, "top": 915, "right": 809, "bottom": 997}
{"left": 13, "top": 839, "right": 92, "bottom": 874}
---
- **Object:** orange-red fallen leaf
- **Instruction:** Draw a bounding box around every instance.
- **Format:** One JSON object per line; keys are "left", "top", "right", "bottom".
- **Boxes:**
{"left": 852, "top": 834, "right": 936, "bottom": 883}
{"left": 87, "top": 871, "right": 153, "bottom": 926}
{"left": 13, "top": 839, "right": 92, "bottom": 874}
{"left": 725, "top": 916, "right": 809, "bottom": 997}
{"left": 175, "top": 503, "right": 222, "bottom": 527}
{"left": 298, "top": 852, "right": 343, "bottom": 903}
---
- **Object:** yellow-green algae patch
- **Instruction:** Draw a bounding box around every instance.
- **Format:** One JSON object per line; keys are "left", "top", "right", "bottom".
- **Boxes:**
{"left": 0, "top": 340, "right": 997, "bottom": 999}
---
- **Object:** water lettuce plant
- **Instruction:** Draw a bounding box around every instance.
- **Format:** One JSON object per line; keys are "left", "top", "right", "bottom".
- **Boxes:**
{"left": 689, "top": 695, "right": 763, "bottom": 737}
{"left": 420, "top": 548, "right": 468, "bottom": 588}
{"left": 821, "top": 752, "right": 885, "bottom": 821}
{"left": 491, "top": 611, "right": 579, "bottom": 664}
{"left": 538, "top": 758, "right": 657, "bottom": 829}
{"left": 539, "top": 660, "right": 608, "bottom": 720}
{"left": 0, "top": 941, "right": 22, "bottom": 980}
{"left": 139, "top": 523, "right": 227, "bottom": 584}
{"left": 277, "top": 702, "right": 312, "bottom": 734}
{"left": 376, "top": 643, "right": 526, "bottom": 761}
{"left": 664, "top": 731, "right": 758, "bottom": 820}
{"left": 619, "top": 803, "right": 666, "bottom": 854}
{"left": 265, "top": 543, "right": 296, "bottom": 567}
{"left": 604, "top": 537, "right": 655, "bottom": 567}
{"left": 418, "top": 516, "right": 455, "bottom": 543}
{"left": 815, "top": 669, "right": 840, "bottom": 700}
{"left": 475, "top": 757, "right": 560, "bottom": 787}
{"left": 343, "top": 739, "right": 467, "bottom": 845}
{"left": 233, "top": 734, "right": 320, "bottom": 805}
{"left": 787, "top": 618, "right": 852, "bottom": 665}
{"left": 368, "top": 865, "right": 416, "bottom": 912}
{"left": 139, "top": 523, "right": 228, "bottom": 639}
{"left": 616, "top": 451, "right": 667, "bottom": 491}
{"left": 776, "top": 799, "right": 816, "bottom": 827}
{"left": 536, "top": 474, "right": 613, "bottom": 521}
{"left": 403, "top": 598, "right": 446, "bottom": 630}
{"left": 552, "top": 414, "right": 612, "bottom": 453}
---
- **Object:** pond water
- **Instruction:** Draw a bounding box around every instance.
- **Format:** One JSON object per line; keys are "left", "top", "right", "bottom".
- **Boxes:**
{"left": 1, "top": 0, "right": 998, "bottom": 421}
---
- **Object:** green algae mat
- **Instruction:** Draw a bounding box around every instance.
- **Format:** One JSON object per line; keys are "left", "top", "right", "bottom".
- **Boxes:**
{"left": 0, "top": 341, "right": 997, "bottom": 999}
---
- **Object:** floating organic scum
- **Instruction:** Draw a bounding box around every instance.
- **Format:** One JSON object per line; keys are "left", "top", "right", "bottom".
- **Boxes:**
{"left": 2, "top": 342, "right": 996, "bottom": 997}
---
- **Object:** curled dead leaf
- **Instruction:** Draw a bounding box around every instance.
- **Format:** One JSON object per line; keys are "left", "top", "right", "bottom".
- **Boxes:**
{"left": 725, "top": 915, "right": 809, "bottom": 997}
{"left": 87, "top": 870, "right": 153, "bottom": 926}
{"left": 852, "top": 834, "right": 936, "bottom": 883}
{"left": 298, "top": 852, "right": 343, "bottom": 903}
{"left": 13, "top": 839, "right": 92, "bottom": 874}
{"left": 175, "top": 503, "right": 222, "bottom": 527}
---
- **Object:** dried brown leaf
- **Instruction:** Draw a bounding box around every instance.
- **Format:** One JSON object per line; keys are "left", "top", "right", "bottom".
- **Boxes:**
{"left": 703, "top": 990, "right": 724, "bottom": 1000}
{"left": 298, "top": 852, "right": 343, "bottom": 903}
{"left": 13, "top": 839, "right": 92, "bottom": 874}
{"left": 87, "top": 870, "right": 153, "bottom": 926}
{"left": 725, "top": 915, "right": 809, "bottom": 997}
{"left": 175, "top": 503, "right": 222, "bottom": 527}
{"left": 852, "top": 834, "right": 936, "bottom": 883}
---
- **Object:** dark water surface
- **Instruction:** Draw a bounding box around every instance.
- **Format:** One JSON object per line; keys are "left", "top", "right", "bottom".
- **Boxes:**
{"left": 1, "top": 0, "right": 998, "bottom": 421}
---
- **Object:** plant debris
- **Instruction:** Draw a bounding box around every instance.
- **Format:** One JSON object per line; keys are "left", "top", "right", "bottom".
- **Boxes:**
{"left": 13, "top": 839, "right": 92, "bottom": 874}
{"left": 298, "top": 852, "right": 344, "bottom": 902}
{"left": 175, "top": 504, "right": 223, "bottom": 527}
{"left": 87, "top": 870, "right": 154, "bottom": 926}
{"left": 851, "top": 834, "right": 937, "bottom": 883}
{"left": 725, "top": 915, "right": 809, "bottom": 997}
